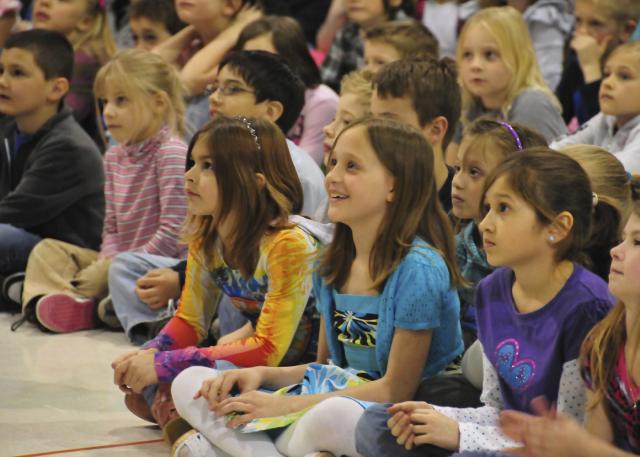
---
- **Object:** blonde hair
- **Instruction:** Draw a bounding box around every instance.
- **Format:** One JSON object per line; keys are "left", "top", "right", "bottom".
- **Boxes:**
{"left": 94, "top": 49, "right": 187, "bottom": 139}
{"left": 578, "top": 0, "right": 640, "bottom": 26}
{"left": 339, "top": 69, "right": 374, "bottom": 113}
{"left": 456, "top": 6, "right": 561, "bottom": 122}
{"left": 72, "top": 0, "right": 116, "bottom": 64}
{"left": 608, "top": 40, "right": 640, "bottom": 63}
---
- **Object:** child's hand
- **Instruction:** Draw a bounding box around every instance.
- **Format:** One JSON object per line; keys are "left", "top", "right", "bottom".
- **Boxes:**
{"left": 571, "top": 33, "right": 611, "bottom": 82}
{"left": 216, "top": 391, "right": 298, "bottom": 428}
{"left": 194, "top": 367, "right": 264, "bottom": 411}
{"left": 387, "top": 402, "right": 433, "bottom": 450}
{"left": 135, "top": 268, "right": 180, "bottom": 309}
{"left": 409, "top": 408, "right": 460, "bottom": 451}
{"left": 112, "top": 348, "right": 158, "bottom": 394}
{"left": 234, "top": 4, "right": 263, "bottom": 28}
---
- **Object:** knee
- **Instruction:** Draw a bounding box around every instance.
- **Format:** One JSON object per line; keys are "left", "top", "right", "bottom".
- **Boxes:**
{"left": 109, "top": 252, "right": 143, "bottom": 283}
{"left": 355, "top": 404, "right": 393, "bottom": 456}
{"left": 305, "top": 397, "right": 364, "bottom": 434}
{"left": 171, "top": 366, "right": 221, "bottom": 415}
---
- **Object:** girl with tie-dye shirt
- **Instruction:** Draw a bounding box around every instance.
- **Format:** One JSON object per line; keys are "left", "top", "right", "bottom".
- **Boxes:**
{"left": 370, "top": 150, "right": 614, "bottom": 456}
{"left": 111, "top": 116, "right": 323, "bottom": 425}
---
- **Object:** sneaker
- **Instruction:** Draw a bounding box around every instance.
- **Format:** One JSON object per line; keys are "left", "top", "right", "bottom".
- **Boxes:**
{"left": 1, "top": 272, "right": 23, "bottom": 312}
{"left": 97, "top": 295, "right": 122, "bottom": 329}
{"left": 35, "top": 293, "right": 97, "bottom": 333}
{"left": 172, "top": 430, "right": 217, "bottom": 457}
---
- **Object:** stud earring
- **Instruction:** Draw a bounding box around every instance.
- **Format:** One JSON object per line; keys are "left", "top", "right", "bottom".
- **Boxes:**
{"left": 548, "top": 235, "right": 556, "bottom": 242}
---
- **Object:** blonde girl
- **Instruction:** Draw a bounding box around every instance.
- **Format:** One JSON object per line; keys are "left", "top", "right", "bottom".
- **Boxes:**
{"left": 453, "top": 6, "right": 566, "bottom": 153}
{"left": 169, "top": 117, "right": 463, "bottom": 456}
{"left": 32, "top": 0, "right": 116, "bottom": 149}
{"left": 20, "top": 49, "right": 188, "bottom": 334}
{"left": 501, "top": 178, "right": 640, "bottom": 456}
{"left": 322, "top": 68, "right": 374, "bottom": 167}
{"left": 559, "top": 144, "right": 632, "bottom": 280}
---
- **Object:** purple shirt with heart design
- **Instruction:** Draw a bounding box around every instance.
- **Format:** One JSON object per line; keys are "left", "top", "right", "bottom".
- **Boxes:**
{"left": 476, "top": 264, "right": 613, "bottom": 413}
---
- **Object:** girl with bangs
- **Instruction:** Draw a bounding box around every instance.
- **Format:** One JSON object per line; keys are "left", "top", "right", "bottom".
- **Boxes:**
{"left": 111, "top": 116, "right": 323, "bottom": 430}
{"left": 367, "top": 150, "right": 615, "bottom": 456}
{"left": 451, "top": 6, "right": 566, "bottom": 158}
{"left": 168, "top": 117, "right": 464, "bottom": 456}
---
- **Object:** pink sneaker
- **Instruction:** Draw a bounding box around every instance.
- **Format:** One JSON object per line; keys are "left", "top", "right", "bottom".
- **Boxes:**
{"left": 35, "top": 293, "right": 97, "bottom": 333}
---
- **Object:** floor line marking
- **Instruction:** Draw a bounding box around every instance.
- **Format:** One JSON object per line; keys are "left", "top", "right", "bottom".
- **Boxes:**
{"left": 13, "top": 439, "right": 165, "bottom": 456}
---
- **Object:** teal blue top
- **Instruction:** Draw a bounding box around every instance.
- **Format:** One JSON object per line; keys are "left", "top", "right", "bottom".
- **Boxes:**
{"left": 314, "top": 237, "right": 464, "bottom": 380}
{"left": 333, "top": 290, "right": 381, "bottom": 375}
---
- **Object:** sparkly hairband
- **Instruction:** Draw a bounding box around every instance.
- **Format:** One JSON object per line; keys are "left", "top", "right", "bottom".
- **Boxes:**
{"left": 499, "top": 121, "right": 523, "bottom": 151}
{"left": 97, "top": 0, "right": 106, "bottom": 11}
{"left": 238, "top": 117, "right": 261, "bottom": 151}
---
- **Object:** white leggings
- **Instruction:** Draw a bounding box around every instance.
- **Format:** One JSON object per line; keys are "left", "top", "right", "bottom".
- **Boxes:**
{"left": 171, "top": 366, "right": 365, "bottom": 457}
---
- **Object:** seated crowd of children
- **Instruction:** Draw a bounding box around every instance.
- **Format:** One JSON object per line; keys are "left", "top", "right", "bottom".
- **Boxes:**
{"left": 1, "top": 0, "right": 639, "bottom": 456}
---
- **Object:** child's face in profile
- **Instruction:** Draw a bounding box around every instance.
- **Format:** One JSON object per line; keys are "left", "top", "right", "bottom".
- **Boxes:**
{"left": 459, "top": 25, "right": 511, "bottom": 109}
{"left": 479, "top": 175, "right": 547, "bottom": 267}
{"left": 323, "top": 92, "right": 370, "bottom": 166}
{"left": 609, "top": 212, "right": 640, "bottom": 304}
{"left": 325, "top": 126, "right": 394, "bottom": 228}
{"left": 363, "top": 39, "right": 401, "bottom": 74}
{"left": 0, "top": 48, "right": 55, "bottom": 123}
{"left": 207, "top": 66, "right": 267, "bottom": 121}
{"left": 451, "top": 136, "right": 501, "bottom": 221}
{"left": 600, "top": 50, "right": 640, "bottom": 127}
{"left": 184, "top": 135, "right": 219, "bottom": 217}
{"left": 574, "top": 0, "right": 622, "bottom": 44}
{"left": 130, "top": 16, "right": 173, "bottom": 51}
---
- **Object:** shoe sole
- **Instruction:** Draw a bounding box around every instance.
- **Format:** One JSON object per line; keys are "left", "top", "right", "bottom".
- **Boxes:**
{"left": 36, "top": 295, "right": 96, "bottom": 333}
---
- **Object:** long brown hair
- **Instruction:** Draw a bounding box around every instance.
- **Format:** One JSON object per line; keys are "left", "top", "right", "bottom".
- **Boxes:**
{"left": 580, "top": 177, "right": 640, "bottom": 409}
{"left": 183, "top": 116, "right": 303, "bottom": 277}
{"left": 321, "top": 117, "right": 462, "bottom": 291}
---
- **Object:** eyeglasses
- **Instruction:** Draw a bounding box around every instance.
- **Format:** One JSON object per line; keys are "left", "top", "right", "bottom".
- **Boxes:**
{"left": 204, "top": 83, "right": 255, "bottom": 97}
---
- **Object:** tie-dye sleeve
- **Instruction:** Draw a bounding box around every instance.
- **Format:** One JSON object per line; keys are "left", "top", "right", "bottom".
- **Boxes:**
{"left": 144, "top": 243, "right": 221, "bottom": 352}
{"left": 152, "top": 228, "right": 316, "bottom": 382}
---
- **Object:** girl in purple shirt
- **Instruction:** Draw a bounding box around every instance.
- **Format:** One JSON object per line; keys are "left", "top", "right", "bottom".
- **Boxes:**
{"left": 372, "top": 149, "right": 614, "bottom": 455}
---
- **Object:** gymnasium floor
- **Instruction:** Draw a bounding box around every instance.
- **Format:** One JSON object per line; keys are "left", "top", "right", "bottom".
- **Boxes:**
{"left": 0, "top": 313, "right": 169, "bottom": 456}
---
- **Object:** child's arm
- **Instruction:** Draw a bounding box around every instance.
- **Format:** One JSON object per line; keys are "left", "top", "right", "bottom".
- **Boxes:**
{"left": 152, "top": 25, "right": 200, "bottom": 66}
{"left": 316, "top": 0, "right": 347, "bottom": 53}
{"left": 150, "top": 230, "right": 316, "bottom": 381}
{"left": 179, "top": 7, "right": 262, "bottom": 96}
{"left": 100, "top": 149, "right": 119, "bottom": 258}
{"left": 135, "top": 140, "right": 187, "bottom": 257}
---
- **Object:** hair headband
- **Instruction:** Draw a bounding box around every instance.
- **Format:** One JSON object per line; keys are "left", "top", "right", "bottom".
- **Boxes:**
{"left": 499, "top": 121, "right": 523, "bottom": 151}
{"left": 238, "top": 117, "right": 261, "bottom": 151}
{"left": 97, "top": 0, "right": 106, "bottom": 11}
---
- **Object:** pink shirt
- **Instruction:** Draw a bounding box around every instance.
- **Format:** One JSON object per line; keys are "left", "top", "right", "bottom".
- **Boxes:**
{"left": 288, "top": 84, "right": 338, "bottom": 165}
{"left": 101, "top": 127, "right": 188, "bottom": 258}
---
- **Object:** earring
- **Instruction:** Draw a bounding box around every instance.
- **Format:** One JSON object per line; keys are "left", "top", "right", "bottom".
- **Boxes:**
{"left": 548, "top": 235, "right": 556, "bottom": 242}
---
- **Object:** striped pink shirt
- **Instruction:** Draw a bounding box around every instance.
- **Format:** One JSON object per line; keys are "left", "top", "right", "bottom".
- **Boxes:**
{"left": 101, "top": 127, "right": 187, "bottom": 258}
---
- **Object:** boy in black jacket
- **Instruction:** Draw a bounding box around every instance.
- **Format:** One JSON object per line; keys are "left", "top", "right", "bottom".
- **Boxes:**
{"left": 0, "top": 30, "right": 104, "bottom": 281}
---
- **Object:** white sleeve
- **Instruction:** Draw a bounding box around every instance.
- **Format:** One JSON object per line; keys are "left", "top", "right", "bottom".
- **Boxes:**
{"left": 556, "top": 359, "right": 587, "bottom": 423}
{"left": 434, "top": 352, "right": 520, "bottom": 451}
{"left": 550, "top": 113, "right": 601, "bottom": 149}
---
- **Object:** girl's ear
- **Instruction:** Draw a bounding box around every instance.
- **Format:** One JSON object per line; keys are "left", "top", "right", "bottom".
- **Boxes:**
{"left": 76, "top": 13, "right": 94, "bottom": 33}
{"left": 621, "top": 19, "right": 638, "bottom": 42}
{"left": 255, "top": 172, "right": 266, "bottom": 189}
{"left": 264, "top": 100, "right": 284, "bottom": 125}
{"left": 151, "top": 92, "right": 168, "bottom": 116}
{"left": 385, "top": 177, "right": 395, "bottom": 203}
{"left": 548, "top": 211, "right": 574, "bottom": 244}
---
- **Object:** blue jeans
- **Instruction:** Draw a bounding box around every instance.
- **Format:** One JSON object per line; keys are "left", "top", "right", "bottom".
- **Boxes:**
{"left": 109, "top": 251, "right": 247, "bottom": 344}
{"left": 0, "top": 224, "right": 41, "bottom": 275}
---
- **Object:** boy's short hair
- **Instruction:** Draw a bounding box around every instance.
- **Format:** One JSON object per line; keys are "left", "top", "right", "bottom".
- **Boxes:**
{"left": 578, "top": 0, "right": 640, "bottom": 25}
{"left": 364, "top": 19, "right": 439, "bottom": 60}
{"left": 5, "top": 29, "right": 73, "bottom": 81}
{"left": 374, "top": 57, "right": 461, "bottom": 149}
{"left": 218, "top": 50, "right": 305, "bottom": 133}
{"left": 129, "top": 0, "right": 184, "bottom": 35}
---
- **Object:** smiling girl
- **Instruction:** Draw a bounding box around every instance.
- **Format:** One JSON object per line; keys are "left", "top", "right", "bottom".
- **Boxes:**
{"left": 169, "top": 117, "right": 463, "bottom": 456}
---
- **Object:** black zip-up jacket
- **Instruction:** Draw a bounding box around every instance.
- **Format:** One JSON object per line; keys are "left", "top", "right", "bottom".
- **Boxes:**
{"left": 0, "top": 107, "right": 105, "bottom": 250}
